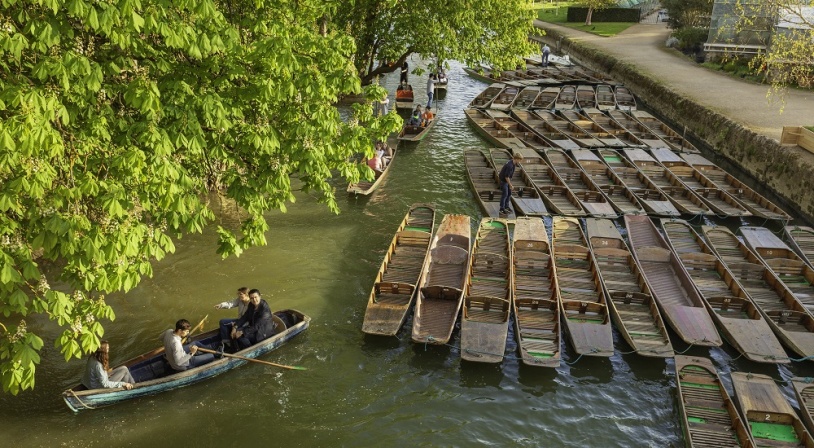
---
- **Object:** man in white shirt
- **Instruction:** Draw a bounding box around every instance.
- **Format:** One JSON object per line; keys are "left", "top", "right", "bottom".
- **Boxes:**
{"left": 161, "top": 319, "right": 215, "bottom": 371}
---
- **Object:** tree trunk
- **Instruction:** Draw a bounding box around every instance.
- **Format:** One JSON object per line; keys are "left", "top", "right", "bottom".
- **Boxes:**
{"left": 585, "top": 8, "right": 593, "bottom": 26}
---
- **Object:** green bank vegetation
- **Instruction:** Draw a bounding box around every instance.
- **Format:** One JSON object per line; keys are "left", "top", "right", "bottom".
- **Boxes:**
{"left": 535, "top": 1, "right": 635, "bottom": 37}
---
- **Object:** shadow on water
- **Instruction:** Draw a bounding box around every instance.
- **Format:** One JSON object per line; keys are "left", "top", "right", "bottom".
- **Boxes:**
{"left": 459, "top": 360, "right": 505, "bottom": 389}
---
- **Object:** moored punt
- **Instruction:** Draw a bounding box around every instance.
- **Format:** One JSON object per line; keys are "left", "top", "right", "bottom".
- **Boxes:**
{"left": 623, "top": 148, "right": 712, "bottom": 215}
{"left": 544, "top": 148, "right": 617, "bottom": 218}
{"left": 703, "top": 225, "right": 814, "bottom": 359}
{"left": 680, "top": 152, "right": 791, "bottom": 220}
{"left": 552, "top": 217, "right": 614, "bottom": 357}
{"left": 489, "top": 148, "right": 549, "bottom": 216}
{"left": 585, "top": 218, "right": 673, "bottom": 357}
{"left": 461, "top": 219, "right": 512, "bottom": 363}
{"left": 512, "top": 217, "right": 561, "bottom": 367}
{"left": 575, "top": 85, "right": 597, "bottom": 110}
{"left": 511, "top": 109, "right": 581, "bottom": 151}
{"left": 740, "top": 227, "right": 814, "bottom": 312}
{"left": 468, "top": 83, "right": 506, "bottom": 109}
{"left": 554, "top": 84, "right": 577, "bottom": 110}
{"left": 462, "top": 66, "right": 503, "bottom": 84}
{"left": 63, "top": 310, "right": 309, "bottom": 412}
{"left": 571, "top": 150, "right": 647, "bottom": 216}
{"left": 649, "top": 148, "right": 751, "bottom": 217}
{"left": 412, "top": 214, "right": 472, "bottom": 345}
{"left": 631, "top": 110, "right": 699, "bottom": 153}
{"left": 362, "top": 204, "right": 436, "bottom": 336}
{"left": 513, "top": 147, "right": 587, "bottom": 217}
{"left": 398, "top": 118, "right": 437, "bottom": 143}
{"left": 464, "top": 108, "right": 526, "bottom": 150}
{"left": 674, "top": 356, "right": 756, "bottom": 448}
{"left": 395, "top": 84, "right": 414, "bottom": 112}
{"left": 347, "top": 145, "right": 397, "bottom": 195}
{"left": 661, "top": 219, "right": 787, "bottom": 363}
{"left": 580, "top": 108, "right": 648, "bottom": 148}
{"left": 607, "top": 110, "right": 667, "bottom": 149}
{"left": 791, "top": 378, "right": 814, "bottom": 436}
{"left": 624, "top": 215, "right": 721, "bottom": 346}
{"left": 595, "top": 84, "right": 616, "bottom": 111}
{"left": 489, "top": 84, "right": 521, "bottom": 111}
{"left": 530, "top": 86, "right": 561, "bottom": 110}
{"left": 600, "top": 149, "right": 681, "bottom": 217}
{"left": 486, "top": 110, "right": 554, "bottom": 153}
{"left": 786, "top": 226, "right": 814, "bottom": 269}
{"left": 534, "top": 110, "right": 604, "bottom": 148}
{"left": 614, "top": 85, "right": 636, "bottom": 111}
{"left": 509, "top": 86, "right": 541, "bottom": 110}
{"left": 560, "top": 109, "right": 626, "bottom": 148}
{"left": 464, "top": 149, "right": 516, "bottom": 219}
{"left": 731, "top": 371, "right": 814, "bottom": 447}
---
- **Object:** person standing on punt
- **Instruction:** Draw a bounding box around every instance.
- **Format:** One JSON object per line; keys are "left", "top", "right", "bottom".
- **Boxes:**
{"left": 400, "top": 61, "right": 409, "bottom": 84}
{"left": 232, "top": 289, "right": 277, "bottom": 350}
{"left": 214, "top": 286, "right": 250, "bottom": 351}
{"left": 162, "top": 319, "right": 216, "bottom": 371}
{"left": 426, "top": 74, "right": 436, "bottom": 108}
{"left": 81, "top": 340, "right": 135, "bottom": 390}
{"left": 498, "top": 152, "right": 523, "bottom": 216}
{"left": 542, "top": 44, "right": 551, "bottom": 66}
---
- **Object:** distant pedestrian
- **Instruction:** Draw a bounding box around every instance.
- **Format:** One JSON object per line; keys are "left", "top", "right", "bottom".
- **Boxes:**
{"left": 400, "top": 61, "right": 409, "bottom": 84}
{"left": 498, "top": 152, "right": 523, "bottom": 215}
{"left": 426, "top": 74, "right": 436, "bottom": 108}
{"left": 542, "top": 44, "right": 551, "bottom": 66}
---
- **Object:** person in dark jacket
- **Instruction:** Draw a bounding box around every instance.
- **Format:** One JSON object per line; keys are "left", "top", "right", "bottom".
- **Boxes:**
{"left": 498, "top": 152, "right": 523, "bottom": 215}
{"left": 400, "top": 61, "right": 409, "bottom": 84}
{"left": 232, "top": 289, "right": 276, "bottom": 350}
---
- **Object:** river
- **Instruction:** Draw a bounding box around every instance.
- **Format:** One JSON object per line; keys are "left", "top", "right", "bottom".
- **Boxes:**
{"left": 2, "top": 60, "right": 811, "bottom": 448}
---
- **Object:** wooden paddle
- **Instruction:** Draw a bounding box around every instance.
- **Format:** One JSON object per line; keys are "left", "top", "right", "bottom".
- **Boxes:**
{"left": 196, "top": 347, "right": 306, "bottom": 371}
{"left": 183, "top": 314, "right": 208, "bottom": 344}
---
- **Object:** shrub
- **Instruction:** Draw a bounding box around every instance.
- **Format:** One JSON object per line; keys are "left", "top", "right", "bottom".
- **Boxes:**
{"left": 671, "top": 27, "right": 709, "bottom": 52}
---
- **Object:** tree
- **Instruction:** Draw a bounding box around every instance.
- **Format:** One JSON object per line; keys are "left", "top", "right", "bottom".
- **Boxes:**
{"left": 583, "top": 0, "right": 618, "bottom": 26}
{"left": 662, "top": 0, "right": 714, "bottom": 29}
{"left": 329, "top": 0, "right": 538, "bottom": 85}
{"left": 0, "top": 0, "right": 400, "bottom": 394}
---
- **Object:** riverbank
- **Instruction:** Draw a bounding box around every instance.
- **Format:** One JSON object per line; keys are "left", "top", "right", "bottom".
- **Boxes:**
{"left": 533, "top": 19, "right": 814, "bottom": 223}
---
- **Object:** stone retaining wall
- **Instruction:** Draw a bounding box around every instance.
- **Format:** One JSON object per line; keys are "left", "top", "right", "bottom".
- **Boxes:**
{"left": 532, "top": 28, "right": 814, "bottom": 223}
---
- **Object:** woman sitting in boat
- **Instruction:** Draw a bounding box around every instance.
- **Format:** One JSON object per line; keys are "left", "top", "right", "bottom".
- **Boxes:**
{"left": 232, "top": 289, "right": 277, "bottom": 350}
{"left": 408, "top": 105, "right": 423, "bottom": 127}
{"left": 162, "top": 319, "right": 216, "bottom": 371}
{"left": 374, "top": 141, "right": 389, "bottom": 169}
{"left": 421, "top": 106, "right": 434, "bottom": 127}
{"left": 81, "top": 340, "right": 135, "bottom": 390}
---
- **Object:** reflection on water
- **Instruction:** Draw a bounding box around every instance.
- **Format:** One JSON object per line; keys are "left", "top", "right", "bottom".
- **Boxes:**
{"left": 3, "top": 58, "right": 814, "bottom": 448}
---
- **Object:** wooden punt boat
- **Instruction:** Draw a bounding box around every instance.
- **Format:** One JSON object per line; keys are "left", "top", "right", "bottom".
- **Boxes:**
{"left": 560, "top": 109, "right": 626, "bottom": 148}
{"left": 347, "top": 145, "right": 397, "bottom": 195}
{"left": 650, "top": 149, "right": 751, "bottom": 217}
{"left": 462, "top": 66, "right": 502, "bottom": 84}
{"left": 63, "top": 310, "right": 309, "bottom": 411}
{"left": 631, "top": 110, "right": 699, "bottom": 153}
{"left": 509, "top": 86, "right": 541, "bottom": 110}
{"left": 731, "top": 371, "right": 814, "bottom": 447}
{"left": 674, "top": 355, "right": 756, "bottom": 448}
{"left": 599, "top": 149, "right": 680, "bottom": 217}
{"left": 624, "top": 215, "right": 721, "bottom": 346}
{"left": 488, "top": 148, "right": 548, "bottom": 216}
{"left": 489, "top": 84, "right": 521, "bottom": 111}
{"left": 513, "top": 147, "right": 587, "bottom": 217}
{"left": 534, "top": 110, "right": 604, "bottom": 148}
{"left": 623, "top": 148, "right": 712, "bottom": 215}
{"left": 585, "top": 218, "right": 673, "bottom": 357}
{"left": 595, "top": 84, "right": 616, "bottom": 111}
{"left": 464, "top": 108, "right": 526, "bottom": 150}
{"left": 434, "top": 74, "right": 448, "bottom": 99}
{"left": 791, "top": 378, "right": 814, "bottom": 437}
{"left": 544, "top": 148, "right": 617, "bottom": 217}
{"left": 551, "top": 217, "right": 614, "bottom": 357}
{"left": 571, "top": 150, "right": 646, "bottom": 215}
{"left": 554, "top": 84, "right": 577, "bottom": 110}
{"left": 740, "top": 226, "right": 814, "bottom": 312}
{"left": 461, "top": 218, "right": 511, "bottom": 363}
{"left": 464, "top": 149, "right": 516, "bottom": 219}
{"left": 614, "top": 85, "right": 636, "bottom": 111}
{"left": 786, "top": 226, "right": 814, "bottom": 268}
{"left": 362, "top": 204, "right": 436, "bottom": 336}
{"left": 395, "top": 84, "right": 414, "bottom": 112}
{"left": 511, "top": 109, "right": 581, "bottom": 151}
{"left": 607, "top": 110, "right": 668, "bottom": 149}
{"left": 680, "top": 153, "right": 791, "bottom": 220}
{"left": 661, "top": 219, "right": 787, "bottom": 363}
{"left": 512, "top": 217, "right": 561, "bottom": 367}
{"left": 398, "top": 118, "right": 437, "bottom": 143}
{"left": 530, "top": 86, "right": 561, "bottom": 110}
{"left": 486, "top": 110, "right": 554, "bottom": 153}
{"left": 468, "top": 83, "right": 506, "bottom": 109}
{"left": 575, "top": 85, "right": 597, "bottom": 110}
{"left": 412, "top": 214, "right": 472, "bottom": 345}
{"left": 703, "top": 225, "right": 814, "bottom": 359}
{"left": 580, "top": 108, "right": 649, "bottom": 148}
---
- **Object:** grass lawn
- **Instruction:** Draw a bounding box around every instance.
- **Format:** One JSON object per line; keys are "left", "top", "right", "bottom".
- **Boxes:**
{"left": 535, "top": 2, "right": 636, "bottom": 37}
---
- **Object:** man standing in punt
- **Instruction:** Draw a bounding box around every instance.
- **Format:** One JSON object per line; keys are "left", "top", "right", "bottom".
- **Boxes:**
{"left": 499, "top": 152, "right": 523, "bottom": 216}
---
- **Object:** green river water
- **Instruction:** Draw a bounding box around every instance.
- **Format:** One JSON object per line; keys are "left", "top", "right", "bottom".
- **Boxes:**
{"left": 2, "top": 60, "right": 811, "bottom": 448}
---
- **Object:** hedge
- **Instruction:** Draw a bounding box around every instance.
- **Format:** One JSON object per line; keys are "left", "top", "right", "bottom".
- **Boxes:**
{"left": 566, "top": 7, "right": 641, "bottom": 23}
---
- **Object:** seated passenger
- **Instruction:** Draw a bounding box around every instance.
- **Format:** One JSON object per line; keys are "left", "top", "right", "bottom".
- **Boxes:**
{"left": 367, "top": 153, "right": 383, "bottom": 173}
{"left": 81, "top": 340, "right": 134, "bottom": 390}
{"left": 422, "top": 106, "right": 435, "bottom": 127}
{"left": 232, "top": 289, "right": 277, "bottom": 350}
{"left": 375, "top": 141, "right": 389, "bottom": 168}
{"left": 408, "top": 105, "right": 423, "bottom": 127}
{"left": 161, "top": 319, "right": 215, "bottom": 371}
{"left": 214, "top": 287, "right": 251, "bottom": 351}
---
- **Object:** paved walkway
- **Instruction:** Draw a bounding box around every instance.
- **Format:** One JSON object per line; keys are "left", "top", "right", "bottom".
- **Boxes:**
{"left": 534, "top": 19, "right": 813, "bottom": 142}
